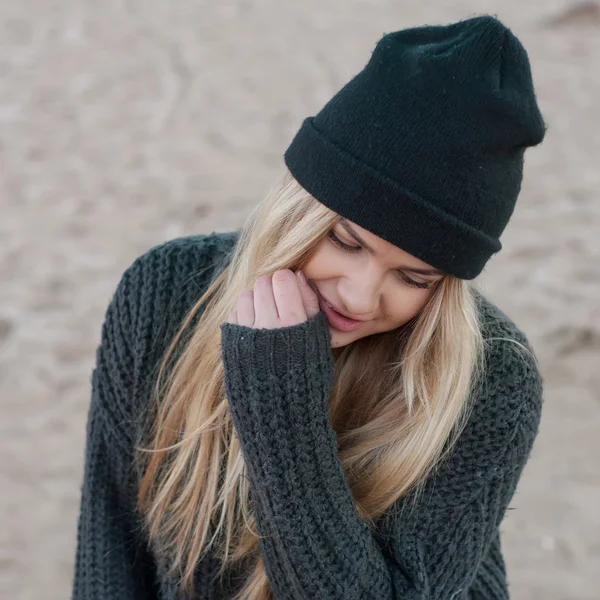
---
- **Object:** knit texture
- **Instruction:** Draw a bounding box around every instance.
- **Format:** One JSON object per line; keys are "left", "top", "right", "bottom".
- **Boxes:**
{"left": 284, "top": 15, "right": 547, "bottom": 279}
{"left": 71, "top": 230, "right": 543, "bottom": 599}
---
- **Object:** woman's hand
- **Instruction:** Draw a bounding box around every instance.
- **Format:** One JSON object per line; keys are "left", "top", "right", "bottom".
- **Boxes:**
{"left": 226, "top": 269, "right": 321, "bottom": 329}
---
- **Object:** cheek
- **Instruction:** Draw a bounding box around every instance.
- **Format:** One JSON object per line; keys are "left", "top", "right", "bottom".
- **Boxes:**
{"left": 384, "top": 291, "right": 431, "bottom": 324}
{"left": 300, "top": 243, "right": 331, "bottom": 280}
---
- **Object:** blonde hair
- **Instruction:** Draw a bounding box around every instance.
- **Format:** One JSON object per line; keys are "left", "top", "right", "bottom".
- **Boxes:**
{"left": 135, "top": 167, "right": 490, "bottom": 599}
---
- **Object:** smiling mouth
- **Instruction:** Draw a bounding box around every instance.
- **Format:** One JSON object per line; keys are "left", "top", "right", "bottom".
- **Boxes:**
{"left": 323, "top": 299, "right": 363, "bottom": 322}
{"left": 312, "top": 286, "right": 369, "bottom": 332}
{"left": 317, "top": 290, "right": 366, "bottom": 322}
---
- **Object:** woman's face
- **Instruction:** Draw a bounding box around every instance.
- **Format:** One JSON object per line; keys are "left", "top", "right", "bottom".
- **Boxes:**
{"left": 302, "top": 218, "right": 445, "bottom": 348}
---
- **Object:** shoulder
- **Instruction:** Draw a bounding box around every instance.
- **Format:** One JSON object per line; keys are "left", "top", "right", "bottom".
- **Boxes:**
{"left": 96, "top": 230, "right": 240, "bottom": 439}
{"left": 424, "top": 289, "right": 544, "bottom": 506}
{"left": 474, "top": 288, "right": 542, "bottom": 400}
{"left": 473, "top": 287, "right": 533, "bottom": 348}
{"left": 122, "top": 229, "right": 239, "bottom": 300}
{"left": 113, "top": 230, "right": 240, "bottom": 343}
{"left": 476, "top": 288, "right": 544, "bottom": 445}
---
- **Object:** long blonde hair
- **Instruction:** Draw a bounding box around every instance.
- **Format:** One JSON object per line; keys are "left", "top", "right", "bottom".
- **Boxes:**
{"left": 135, "top": 167, "right": 488, "bottom": 599}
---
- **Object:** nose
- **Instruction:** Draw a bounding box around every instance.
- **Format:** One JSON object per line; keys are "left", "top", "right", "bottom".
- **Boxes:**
{"left": 338, "top": 274, "right": 383, "bottom": 318}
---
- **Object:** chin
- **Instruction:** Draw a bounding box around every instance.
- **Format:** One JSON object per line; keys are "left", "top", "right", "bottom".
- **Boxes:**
{"left": 328, "top": 327, "right": 360, "bottom": 348}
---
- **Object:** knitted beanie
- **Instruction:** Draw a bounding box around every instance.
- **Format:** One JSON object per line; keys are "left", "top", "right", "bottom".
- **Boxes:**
{"left": 284, "top": 15, "right": 547, "bottom": 279}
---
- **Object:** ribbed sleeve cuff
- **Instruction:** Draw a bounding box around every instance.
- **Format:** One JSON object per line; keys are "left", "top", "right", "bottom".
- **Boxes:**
{"left": 219, "top": 309, "right": 333, "bottom": 381}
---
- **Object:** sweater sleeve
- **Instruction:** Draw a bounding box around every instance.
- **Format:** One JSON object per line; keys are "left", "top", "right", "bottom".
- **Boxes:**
{"left": 219, "top": 310, "right": 543, "bottom": 600}
{"left": 71, "top": 259, "right": 158, "bottom": 600}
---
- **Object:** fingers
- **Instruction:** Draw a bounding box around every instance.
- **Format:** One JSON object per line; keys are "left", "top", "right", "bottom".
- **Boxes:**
{"left": 270, "top": 270, "right": 307, "bottom": 327}
{"left": 236, "top": 289, "right": 255, "bottom": 327}
{"left": 252, "top": 274, "right": 279, "bottom": 328}
{"left": 227, "top": 269, "right": 318, "bottom": 329}
{"left": 295, "top": 269, "right": 321, "bottom": 319}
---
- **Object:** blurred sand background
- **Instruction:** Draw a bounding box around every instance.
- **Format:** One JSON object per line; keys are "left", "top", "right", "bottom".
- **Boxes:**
{"left": 1, "top": 1, "right": 598, "bottom": 599}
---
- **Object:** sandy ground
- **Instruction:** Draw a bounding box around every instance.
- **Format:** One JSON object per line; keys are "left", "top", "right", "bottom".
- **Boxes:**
{"left": 0, "top": 1, "right": 598, "bottom": 599}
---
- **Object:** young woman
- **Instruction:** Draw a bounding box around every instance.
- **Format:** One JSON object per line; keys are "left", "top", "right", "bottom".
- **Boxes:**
{"left": 72, "top": 14, "right": 547, "bottom": 600}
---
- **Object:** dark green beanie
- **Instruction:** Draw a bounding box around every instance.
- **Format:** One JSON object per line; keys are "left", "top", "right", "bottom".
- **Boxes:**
{"left": 284, "top": 15, "right": 547, "bottom": 279}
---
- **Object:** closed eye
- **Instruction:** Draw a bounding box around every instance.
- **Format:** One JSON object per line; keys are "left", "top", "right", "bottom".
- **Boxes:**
{"left": 327, "top": 231, "right": 433, "bottom": 290}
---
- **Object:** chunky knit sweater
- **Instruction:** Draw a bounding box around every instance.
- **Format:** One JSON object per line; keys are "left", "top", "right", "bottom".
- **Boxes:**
{"left": 71, "top": 230, "right": 543, "bottom": 600}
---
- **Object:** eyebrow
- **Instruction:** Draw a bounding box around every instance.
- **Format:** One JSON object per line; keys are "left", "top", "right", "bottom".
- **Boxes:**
{"left": 339, "top": 219, "right": 444, "bottom": 276}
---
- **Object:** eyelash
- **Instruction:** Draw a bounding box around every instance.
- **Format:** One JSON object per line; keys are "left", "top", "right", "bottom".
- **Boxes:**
{"left": 327, "top": 231, "right": 432, "bottom": 289}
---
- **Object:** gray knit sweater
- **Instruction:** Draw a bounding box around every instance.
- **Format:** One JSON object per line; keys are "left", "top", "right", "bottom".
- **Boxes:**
{"left": 71, "top": 230, "right": 543, "bottom": 599}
